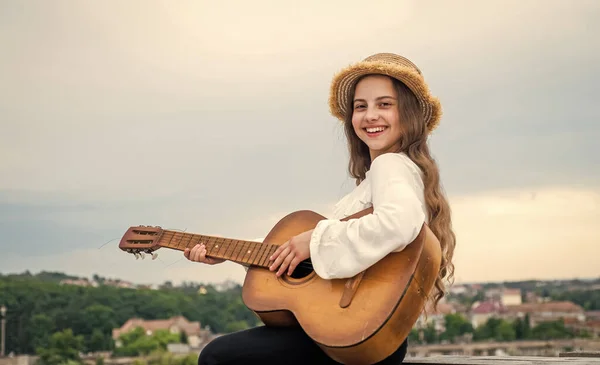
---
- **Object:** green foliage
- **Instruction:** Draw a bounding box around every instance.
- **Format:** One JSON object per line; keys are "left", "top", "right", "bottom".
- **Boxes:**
{"left": 438, "top": 314, "right": 473, "bottom": 343}
{"left": 0, "top": 273, "right": 261, "bottom": 355}
{"left": 473, "top": 317, "right": 574, "bottom": 342}
{"left": 113, "top": 327, "right": 180, "bottom": 357}
{"left": 513, "top": 314, "right": 532, "bottom": 340}
{"left": 36, "top": 329, "right": 84, "bottom": 365}
{"left": 551, "top": 289, "right": 600, "bottom": 310}
{"left": 146, "top": 352, "right": 198, "bottom": 365}
{"left": 473, "top": 318, "right": 515, "bottom": 341}
{"left": 531, "top": 320, "right": 574, "bottom": 340}
{"left": 412, "top": 313, "right": 580, "bottom": 345}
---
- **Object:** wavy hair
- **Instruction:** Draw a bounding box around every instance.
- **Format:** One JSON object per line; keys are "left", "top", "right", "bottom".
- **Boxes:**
{"left": 342, "top": 75, "right": 456, "bottom": 310}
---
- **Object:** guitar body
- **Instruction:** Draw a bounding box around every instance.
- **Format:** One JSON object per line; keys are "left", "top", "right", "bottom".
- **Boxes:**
{"left": 241, "top": 209, "right": 442, "bottom": 365}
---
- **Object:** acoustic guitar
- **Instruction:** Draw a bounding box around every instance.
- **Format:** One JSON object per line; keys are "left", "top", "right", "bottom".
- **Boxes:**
{"left": 118, "top": 207, "right": 441, "bottom": 365}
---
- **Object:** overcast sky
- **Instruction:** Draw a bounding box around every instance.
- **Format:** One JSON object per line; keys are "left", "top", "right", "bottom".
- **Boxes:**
{"left": 1, "top": 0, "right": 598, "bottom": 287}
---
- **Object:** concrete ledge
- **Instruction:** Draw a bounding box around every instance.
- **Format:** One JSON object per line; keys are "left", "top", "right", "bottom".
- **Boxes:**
{"left": 404, "top": 355, "right": 600, "bottom": 364}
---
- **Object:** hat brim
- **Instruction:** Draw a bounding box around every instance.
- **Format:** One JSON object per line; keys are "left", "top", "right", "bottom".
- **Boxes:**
{"left": 329, "top": 61, "right": 442, "bottom": 132}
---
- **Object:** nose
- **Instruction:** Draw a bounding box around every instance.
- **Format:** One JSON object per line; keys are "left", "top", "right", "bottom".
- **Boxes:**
{"left": 365, "top": 106, "right": 380, "bottom": 122}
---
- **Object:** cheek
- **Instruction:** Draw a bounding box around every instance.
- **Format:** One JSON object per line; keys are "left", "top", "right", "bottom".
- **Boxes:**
{"left": 351, "top": 115, "right": 362, "bottom": 134}
{"left": 385, "top": 110, "right": 401, "bottom": 128}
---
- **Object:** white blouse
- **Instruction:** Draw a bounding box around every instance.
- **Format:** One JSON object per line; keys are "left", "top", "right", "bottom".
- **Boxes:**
{"left": 309, "top": 152, "right": 428, "bottom": 280}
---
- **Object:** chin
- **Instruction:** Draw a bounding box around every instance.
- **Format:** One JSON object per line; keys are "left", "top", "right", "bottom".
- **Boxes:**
{"left": 362, "top": 141, "right": 388, "bottom": 151}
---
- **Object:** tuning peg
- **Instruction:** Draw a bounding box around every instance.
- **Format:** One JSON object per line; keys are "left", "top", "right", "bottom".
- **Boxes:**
{"left": 140, "top": 252, "right": 145, "bottom": 260}
{"left": 135, "top": 253, "right": 140, "bottom": 260}
{"left": 152, "top": 253, "right": 158, "bottom": 260}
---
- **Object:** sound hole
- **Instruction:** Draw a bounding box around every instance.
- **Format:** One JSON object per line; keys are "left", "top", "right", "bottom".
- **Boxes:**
{"left": 289, "top": 259, "right": 314, "bottom": 279}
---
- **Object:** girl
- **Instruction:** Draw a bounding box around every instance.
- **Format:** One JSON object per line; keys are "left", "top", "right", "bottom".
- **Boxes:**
{"left": 184, "top": 52, "right": 456, "bottom": 365}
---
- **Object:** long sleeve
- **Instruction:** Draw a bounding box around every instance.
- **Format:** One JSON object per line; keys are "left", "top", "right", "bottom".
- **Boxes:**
{"left": 309, "top": 152, "right": 427, "bottom": 280}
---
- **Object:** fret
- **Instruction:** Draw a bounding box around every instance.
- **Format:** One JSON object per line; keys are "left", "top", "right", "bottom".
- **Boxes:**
{"left": 240, "top": 241, "right": 255, "bottom": 265}
{"left": 206, "top": 236, "right": 218, "bottom": 254}
{"left": 191, "top": 233, "right": 201, "bottom": 249}
{"left": 248, "top": 242, "right": 262, "bottom": 265}
{"left": 232, "top": 240, "right": 245, "bottom": 262}
{"left": 255, "top": 243, "right": 267, "bottom": 267}
{"left": 266, "top": 245, "right": 278, "bottom": 266}
{"left": 158, "top": 230, "right": 281, "bottom": 269}
{"left": 166, "top": 231, "right": 177, "bottom": 248}
{"left": 210, "top": 237, "right": 220, "bottom": 256}
{"left": 264, "top": 243, "right": 276, "bottom": 266}
{"left": 184, "top": 233, "right": 195, "bottom": 250}
{"left": 183, "top": 233, "right": 194, "bottom": 249}
{"left": 221, "top": 238, "right": 236, "bottom": 260}
{"left": 240, "top": 240, "right": 253, "bottom": 265}
{"left": 178, "top": 233, "right": 188, "bottom": 249}
{"left": 256, "top": 242, "right": 270, "bottom": 266}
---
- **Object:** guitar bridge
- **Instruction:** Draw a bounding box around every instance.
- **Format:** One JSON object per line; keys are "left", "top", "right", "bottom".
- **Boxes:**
{"left": 339, "top": 271, "right": 365, "bottom": 308}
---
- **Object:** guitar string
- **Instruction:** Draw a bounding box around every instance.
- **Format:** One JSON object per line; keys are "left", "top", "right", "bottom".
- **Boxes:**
{"left": 115, "top": 228, "right": 314, "bottom": 271}
{"left": 96, "top": 228, "right": 312, "bottom": 281}
{"left": 160, "top": 231, "right": 315, "bottom": 270}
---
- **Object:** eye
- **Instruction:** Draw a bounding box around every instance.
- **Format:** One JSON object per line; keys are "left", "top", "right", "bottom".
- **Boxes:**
{"left": 379, "top": 102, "right": 392, "bottom": 107}
{"left": 354, "top": 104, "right": 366, "bottom": 110}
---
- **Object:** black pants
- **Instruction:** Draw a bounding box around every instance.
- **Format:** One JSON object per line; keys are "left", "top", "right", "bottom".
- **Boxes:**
{"left": 198, "top": 325, "right": 408, "bottom": 365}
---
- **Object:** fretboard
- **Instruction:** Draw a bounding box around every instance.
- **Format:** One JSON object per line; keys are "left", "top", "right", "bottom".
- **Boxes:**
{"left": 158, "top": 230, "right": 277, "bottom": 268}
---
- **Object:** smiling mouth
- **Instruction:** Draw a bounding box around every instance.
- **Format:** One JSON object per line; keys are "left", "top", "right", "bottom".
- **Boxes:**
{"left": 364, "top": 126, "right": 388, "bottom": 136}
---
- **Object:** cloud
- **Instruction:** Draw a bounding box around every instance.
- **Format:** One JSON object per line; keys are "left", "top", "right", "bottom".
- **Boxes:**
{"left": 449, "top": 186, "right": 600, "bottom": 283}
{"left": 1, "top": 186, "right": 597, "bottom": 285}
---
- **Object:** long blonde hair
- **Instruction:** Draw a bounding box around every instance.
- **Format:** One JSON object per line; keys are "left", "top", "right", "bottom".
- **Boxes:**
{"left": 343, "top": 75, "right": 456, "bottom": 310}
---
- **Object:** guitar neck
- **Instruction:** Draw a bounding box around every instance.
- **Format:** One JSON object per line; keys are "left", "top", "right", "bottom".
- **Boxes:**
{"left": 158, "top": 230, "right": 276, "bottom": 268}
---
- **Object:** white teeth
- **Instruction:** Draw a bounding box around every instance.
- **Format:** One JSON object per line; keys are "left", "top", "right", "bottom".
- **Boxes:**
{"left": 366, "top": 127, "right": 386, "bottom": 133}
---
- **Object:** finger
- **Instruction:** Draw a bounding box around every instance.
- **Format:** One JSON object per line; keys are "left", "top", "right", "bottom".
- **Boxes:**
{"left": 287, "top": 257, "right": 301, "bottom": 276}
{"left": 199, "top": 246, "right": 209, "bottom": 262}
{"left": 277, "top": 252, "right": 295, "bottom": 277}
{"left": 191, "top": 243, "right": 204, "bottom": 262}
{"left": 269, "top": 242, "right": 288, "bottom": 261}
{"left": 269, "top": 245, "right": 289, "bottom": 269}
{"left": 184, "top": 248, "right": 191, "bottom": 259}
{"left": 276, "top": 251, "right": 295, "bottom": 276}
{"left": 269, "top": 247, "right": 290, "bottom": 271}
{"left": 187, "top": 245, "right": 198, "bottom": 261}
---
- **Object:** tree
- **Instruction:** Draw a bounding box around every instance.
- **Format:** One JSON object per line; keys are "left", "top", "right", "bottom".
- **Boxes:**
{"left": 473, "top": 318, "right": 516, "bottom": 342}
{"left": 112, "top": 327, "right": 180, "bottom": 357}
{"left": 531, "top": 320, "right": 573, "bottom": 340}
{"left": 27, "top": 314, "right": 55, "bottom": 350}
{"left": 0, "top": 273, "right": 261, "bottom": 354}
{"left": 87, "top": 329, "right": 109, "bottom": 352}
{"left": 513, "top": 314, "right": 532, "bottom": 340}
{"left": 439, "top": 314, "right": 473, "bottom": 343}
{"left": 36, "top": 329, "right": 84, "bottom": 365}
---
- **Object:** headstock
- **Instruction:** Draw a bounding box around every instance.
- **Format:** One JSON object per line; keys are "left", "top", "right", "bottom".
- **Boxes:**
{"left": 119, "top": 225, "right": 164, "bottom": 260}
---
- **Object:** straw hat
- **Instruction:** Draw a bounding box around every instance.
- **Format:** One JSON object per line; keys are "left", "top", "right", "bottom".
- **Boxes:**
{"left": 329, "top": 53, "right": 442, "bottom": 132}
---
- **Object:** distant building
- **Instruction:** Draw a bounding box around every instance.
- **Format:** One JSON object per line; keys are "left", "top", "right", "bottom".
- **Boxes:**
{"left": 470, "top": 300, "right": 506, "bottom": 328}
{"left": 103, "top": 279, "right": 136, "bottom": 289}
{"left": 448, "top": 285, "right": 468, "bottom": 296}
{"left": 59, "top": 278, "right": 98, "bottom": 287}
{"left": 416, "top": 300, "right": 456, "bottom": 333}
{"left": 500, "top": 288, "right": 522, "bottom": 306}
{"left": 484, "top": 287, "right": 522, "bottom": 306}
{"left": 112, "top": 316, "right": 211, "bottom": 348}
{"left": 502, "top": 301, "right": 585, "bottom": 326}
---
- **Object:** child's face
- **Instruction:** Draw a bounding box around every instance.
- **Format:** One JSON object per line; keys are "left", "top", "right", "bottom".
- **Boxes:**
{"left": 351, "top": 75, "right": 402, "bottom": 160}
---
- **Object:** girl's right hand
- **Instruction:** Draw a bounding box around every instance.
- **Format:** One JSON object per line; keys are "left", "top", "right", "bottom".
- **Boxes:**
{"left": 184, "top": 243, "right": 225, "bottom": 265}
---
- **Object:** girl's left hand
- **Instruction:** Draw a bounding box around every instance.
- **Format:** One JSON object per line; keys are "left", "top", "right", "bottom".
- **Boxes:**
{"left": 269, "top": 229, "right": 313, "bottom": 277}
